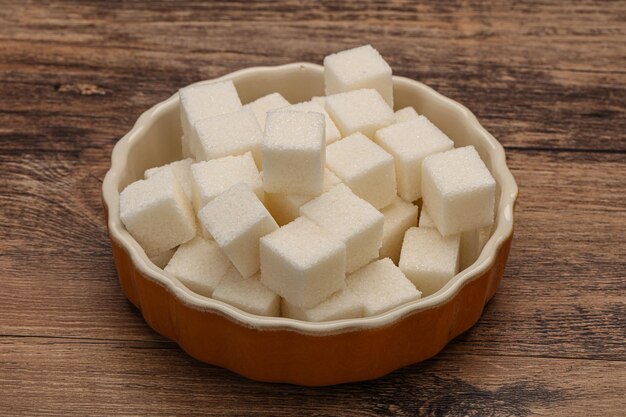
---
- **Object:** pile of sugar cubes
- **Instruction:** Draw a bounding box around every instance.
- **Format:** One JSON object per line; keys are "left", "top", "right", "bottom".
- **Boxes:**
{"left": 120, "top": 45, "right": 496, "bottom": 321}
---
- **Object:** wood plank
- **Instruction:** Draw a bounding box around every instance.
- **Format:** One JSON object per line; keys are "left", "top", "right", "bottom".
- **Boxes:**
{"left": 1, "top": 150, "right": 624, "bottom": 361}
{"left": 0, "top": 1, "right": 625, "bottom": 413}
{"left": 0, "top": 1, "right": 624, "bottom": 152}
{"left": 1, "top": 337, "right": 623, "bottom": 416}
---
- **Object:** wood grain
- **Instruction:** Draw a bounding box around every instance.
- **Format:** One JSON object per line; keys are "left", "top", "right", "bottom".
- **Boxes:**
{"left": 0, "top": 1, "right": 624, "bottom": 415}
{"left": 0, "top": 1, "right": 624, "bottom": 153}
{"left": 2, "top": 338, "right": 624, "bottom": 416}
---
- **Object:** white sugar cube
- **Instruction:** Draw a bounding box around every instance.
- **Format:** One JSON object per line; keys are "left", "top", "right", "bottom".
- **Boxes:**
{"left": 380, "top": 197, "right": 418, "bottom": 264}
{"left": 262, "top": 110, "right": 325, "bottom": 195}
{"left": 394, "top": 106, "right": 419, "bottom": 123}
{"left": 324, "top": 45, "right": 394, "bottom": 107}
{"left": 419, "top": 206, "right": 490, "bottom": 269}
{"left": 164, "top": 236, "right": 231, "bottom": 297}
{"left": 300, "top": 184, "right": 383, "bottom": 273}
{"left": 473, "top": 226, "right": 492, "bottom": 262}
{"left": 282, "top": 288, "right": 362, "bottom": 322}
{"left": 325, "top": 89, "right": 394, "bottom": 139}
{"left": 311, "top": 96, "right": 326, "bottom": 107}
{"left": 399, "top": 227, "right": 460, "bottom": 296}
{"left": 421, "top": 146, "right": 496, "bottom": 236}
{"left": 459, "top": 229, "right": 480, "bottom": 270}
{"left": 198, "top": 183, "right": 278, "bottom": 278}
{"left": 120, "top": 170, "right": 196, "bottom": 255}
{"left": 375, "top": 116, "right": 454, "bottom": 202}
{"left": 264, "top": 168, "right": 341, "bottom": 226}
{"left": 213, "top": 267, "right": 280, "bottom": 317}
{"left": 245, "top": 92, "right": 290, "bottom": 130}
{"left": 260, "top": 217, "right": 346, "bottom": 308}
{"left": 478, "top": 226, "right": 492, "bottom": 250}
{"left": 190, "top": 152, "right": 262, "bottom": 212}
{"left": 347, "top": 258, "right": 421, "bottom": 316}
{"left": 149, "top": 247, "right": 177, "bottom": 269}
{"left": 179, "top": 81, "right": 242, "bottom": 157}
{"left": 326, "top": 132, "right": 396, "bottom": 209}
{"left": 191, "top": 107, "right": 263, "bottom": 167}
{"left": 280, "top": 100, "right": 341, "bottom": 144}
{"left": 144, "top": 158, "right": 194, "bottom": 201}
{"left": 418, "top": 205, "right": 436, "bottom": 228}
{"left": 459, "top": 225, "right": 492, "bottom": 269}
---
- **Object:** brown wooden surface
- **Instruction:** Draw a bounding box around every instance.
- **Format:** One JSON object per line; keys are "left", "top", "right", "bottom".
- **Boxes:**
{"left": 1, "top": 1, "right": 624, "bottom": 415}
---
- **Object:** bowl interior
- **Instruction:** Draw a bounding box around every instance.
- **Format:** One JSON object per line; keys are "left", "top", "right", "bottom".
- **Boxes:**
{"left": 106, "top": 63, "right": 516, "bottom": 333}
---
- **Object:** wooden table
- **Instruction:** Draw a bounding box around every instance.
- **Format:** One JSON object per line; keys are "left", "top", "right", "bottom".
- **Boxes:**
{"left": 1, "top": 1, "right": 624, "bottom": 415}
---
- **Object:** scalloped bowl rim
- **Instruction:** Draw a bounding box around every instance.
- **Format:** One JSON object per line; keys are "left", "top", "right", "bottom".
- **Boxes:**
{"left": 102, "top": 62, "right": 518, "bottom": 335}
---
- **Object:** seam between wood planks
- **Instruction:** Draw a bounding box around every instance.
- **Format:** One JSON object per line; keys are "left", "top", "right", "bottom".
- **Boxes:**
{"left": 1, "top": 38, "right": 625, "bottom": 76}
{"left": 2, "top": 334, "right": 624, "bottom": 362}
{"left": 503, "top": 146, "right": 626, "bottom": 155}
{"left": 0, "top": 333, "right": 176, "bottom": 346}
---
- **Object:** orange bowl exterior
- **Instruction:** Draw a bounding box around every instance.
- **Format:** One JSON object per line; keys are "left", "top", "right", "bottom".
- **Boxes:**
{"left": 108, "top": 222, "right": 512, "bottom": 386}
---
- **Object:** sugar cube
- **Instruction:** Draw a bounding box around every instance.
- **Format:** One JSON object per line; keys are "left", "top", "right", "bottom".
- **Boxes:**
{"left": 459, "top": 225, "right": 492, "bottom": 269}
{"left": 459, "top": 229, "right": 480, "bottom": 270}
{"left": 245, "top": 92, "right": 290, "bottom": 130}
{"left": 418, "top": 205, "right": 436, "bottom": 228}
{"left": 478, "top": 226, "right": 492, "bottom": 250}
{"left": 191, "top": 107, "right": 263, "bottom": 167}
{"left": 260, "top": 217, "right": 346, "bottom": 308}
{"left": 472, "top": 226, "right": 492, "bottom": 264}
{"left": 399, "top": 227, "right": 460, "bottom": 296}
{"left": 324, "top": 45, "right": 394, "bottom": 107}
{"left": 419, "top": 205, "right": 489, "bottom": 269}
{"left": 179, "top": 81, "right": 242, "bottom": 157}
{"left": 120, "top": 170, "right": 196, "bottom": 255}
{"left": 300, "top": 184, "right": 384, "bottom": 273}
{"left": 213, "top": 267, "right": 280, "bottom": 317}
{"left": 190, "top": 152, "right": 263, "bottom": 212}
{"left": 311, "top": 96, "right": 326, "bottom": 107}
{"left": 394, "top": 106, "right": 419, "bottom": 123}
{"left": 144, "top": 158, "right": 194, "bottom": 201}
{"left": 326, "top": 132, "right": 396, "bottom": 209}
{"left": 282, "top": 288, "right": 363, "bottom": 322}
{"left": 347, "top": 258, "right": 421, "bottom": 316}
{"left": 325, "top": 89, "right": 394, "bottom": 139}
{"left": 380, "top": 197, "right": 418, "bottom": 264}
{"left": 374, "top": 116, "right": 454, "bottom": 202}
{"left": 149, "top": 247, "right": 177, "bottom": 269}
{"left": 164, "top": 236, "right": 231, "bottom": 297}
{"left": 421, "top": 146, "right": 496, "bottom": 235}
{"left": 264, "top": 168, "right": 341, "bottom": 226}
{"left": 279, "top": 100, "right": 341, "bottom": 145}
{"left": 198, "top": 183, "right": 278, "bottom": 278}
{"left": 262, "top": 110, "right": 325, "bottom": 195}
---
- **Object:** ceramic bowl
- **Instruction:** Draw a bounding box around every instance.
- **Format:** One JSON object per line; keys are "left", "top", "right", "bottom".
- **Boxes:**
{"left": 102, "top": 63, "right": 518, "bottom": 386}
